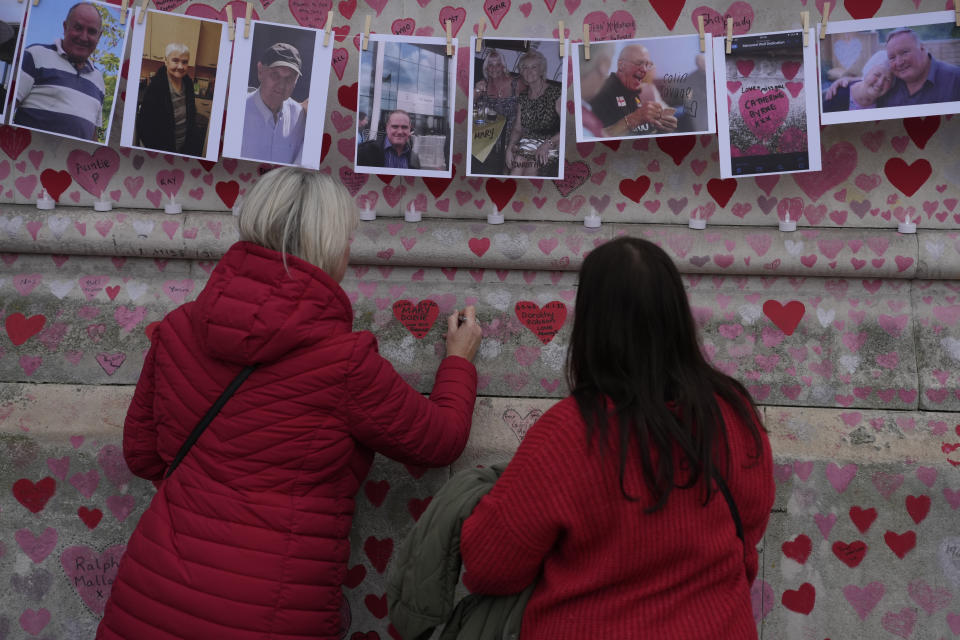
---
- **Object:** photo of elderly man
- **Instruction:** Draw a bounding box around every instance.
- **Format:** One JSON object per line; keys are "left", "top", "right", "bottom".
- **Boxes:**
{"left": 242, "top": 42, "right": 308, "bottom": 165}
{"left": 14, "top": 0, "right": 125, "bottom": 143}
{"left": 878, "top": 27, "right": 960, "bottom": 107}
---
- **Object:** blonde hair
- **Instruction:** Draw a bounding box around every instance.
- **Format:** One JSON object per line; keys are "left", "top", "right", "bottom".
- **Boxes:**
{"left": 238, "top": 168, "right": 357, "bottom": 275}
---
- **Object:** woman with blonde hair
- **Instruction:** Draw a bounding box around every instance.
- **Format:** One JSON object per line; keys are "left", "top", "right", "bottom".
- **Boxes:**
{"left": 472, "top": 49, "right": 519, "bottom": 174}
{"left": 505, "top": 49, "right": 562, "bottom": 177}
{"left": 137, "top": 42, "right": 201, "bottom": 154}
{"left": 98, "top": 168, "right": 483, "bottom": 640}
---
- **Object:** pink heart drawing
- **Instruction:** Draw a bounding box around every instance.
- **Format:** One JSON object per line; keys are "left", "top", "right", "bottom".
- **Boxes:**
{"left": 554, "top": 161, "right": 589, "bottom": 197}
{"left": 98, "top": 444, "right": 134, "bottom": 488}
{"left": 502, "top": 408, "right": 543, "bottom": 441}
{"left": 95, "top": 352, "right": 127, "bottom": 376}
{"left": 738, "top": 88, "right": 788, "bottom": 141}
{"left": 60, "top": 545, "right": 126, "bottom": 615}
{"left": 583, "top": 10, "right": 635, "bottom": 40}
{"left": 792, "top": 141, "right": 856, "bottom": 201}
{"left": 15, "top": 527, "right": 58, "bottom": 563}
{"left": 691, "top": 2, "right": 754, "bottom": 37}
{"left": 156, "top": 169, "right": 184, "bottom": 198}
{"left": 66, "top": 147, "right": 120, "bottom": 198}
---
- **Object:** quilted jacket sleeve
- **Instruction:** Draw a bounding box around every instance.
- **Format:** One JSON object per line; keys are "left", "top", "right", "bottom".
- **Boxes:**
{"left": 122, "top": 341, "right": 165, "bottom": 481}
{"left": 345, "top": 332, "right": 477, "bottom": 467}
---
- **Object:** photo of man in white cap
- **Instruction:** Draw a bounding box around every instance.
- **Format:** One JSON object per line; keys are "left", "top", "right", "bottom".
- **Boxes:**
{"left": 242, "top": 41, "right": 306, "bottom": 164}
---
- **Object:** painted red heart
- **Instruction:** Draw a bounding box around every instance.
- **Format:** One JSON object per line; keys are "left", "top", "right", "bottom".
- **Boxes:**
{"left": 287, "top": 0, "right": 332, "bottom": 27}
{"left": 905, "top": 494, "right": 930, "bottom": 525}
{"left": 485, "top": 178, "right": 517, "bottom": 211}
{"left": 515, "top": 301, "right": 567, "bottom": 345}
{"left": 186, "top": 0, "right": 257, "bottom": 21}
{"left": 344, "top": 564, "right": 366, "bottom": 588}
{"left": 553, "top": 161, "right": 590, "bottom": 197}
{"left": 12, "top": 477, "right": 57, "bottom": 513}
{"left": 365, "top": 593, "right": 388, "bottom": 618}
{"left": 657, "top": 137, "right": 696, "bottom": 166}
{"left": 438, "top": 6, "right": 467, "bottom": 37}
{"left": 331, "top": 48, "right": 349, "bottom": 81}
{"left": 884, "top": 530, "right": 916, "bottom": 559}
{"left": 792, "top": 141, "right": 857, "bottom": 201}
{"left": 423, "top": 164, "right": 456, "bottom": 197}
{"left": 77, "top": 506, "right": 103, "bottom": 529}
{"left": 619, "top": 176, "right": 651, "bottom": 203}
{"left": 392, "top": 300, "right": 439, "bottom": 339}
{"left": 40, "top": 170, "right": 72, "bottom": 202}
{"left": 781, "top": 582, "right": 815, "bottom": 614}
{"left": 5, "top": 312, "right": 47, "bottom": 346}
{"left": 144, "top": 321, "right": 161, "bottom": 342}
{"left": 338, "top": 82, "right": 359, "bottom": 111}
{"left": 706, "top": 178, "right": 737, "bottom": 208}
{"left": 903, "top": 116, "right": 939, "bottom": 150}
{"left": 338, "top": 0, "right": 356, "bottom": 18}
{"left": 762, "top": 300, "right": 804, "bottom": 336}
{"left": 738, "top": 87, "right": 789, "bottom": 140}
{"left": 0, "top": 125, "right": 31, "bottom": 160}
{"left": 215, "top": 181, "right": 240, "bottom": 208}
{"left": 364, "top": 480, "right": 389, "bottom": 506}
{"left": 650, "top": 0, "right": 684, "bottom": 29}
{"left": 321, "top": 133, "right": 332, "bottom": 164}
{"left": 483, "top": 0, "right": 510, "bottom": 29}
{"left": 884, "top": 158, "right": 931, "bottom": 197}
{"left": 832, "top": 540, "right": 867, "bottom": 567}
{"left": 364, "top": 537, "right": 393, "bottom": 573}
{"left": 468, "top": 237, "right": 490, "bottom": 257}
{"left": 781, "top": 534, "right": 811, "bottom": 564}
{"left": 843, "top": 0, "right": 882, "bottom": 19}
{"left": 690, "top": 2, "right": 754, "bottom": 37}
{"left": 407, "top": 497, "right": 432, "bottom": 521}
{"left": 391, "top": 17, "right": 415, "bottom": 35}
{"left": 849, "top": 505, "right": 877, "bottom": 533}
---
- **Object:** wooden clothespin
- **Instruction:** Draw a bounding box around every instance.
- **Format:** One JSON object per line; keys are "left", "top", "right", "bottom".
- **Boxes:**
{"left": 698, "top": 15, "right": 705, "bottom": 53}
{"left": 558, "top": 21, "right": 565, "bottom": 57}
{"left": 225, "top": 5, "right": 235, "bottom": 41}
{"left": 582, "top": 23, "right": 590, "bottom": 60}
{"left": 243, "top": 2, "right": 253, "bottom": 39}
{"left": 801, "top": 11, "right": 809, "bottom": 47}
{"left": 120, "top": 0, "right": 129, "bottom": 23}
{"left": 362, "top": 15, "right": 371, "bottom": 51}
{"left": 445, "top": 19, "right": 453, "bottom": 56}
{"left": 323, "top": 10, "right": 333, "bottom": 46}
{"left": 954, "top": 1, "right": 959, "bottom": 27}
{"left": 476, "top": 18, "right": 485, "bottom": 53}
{"left": 136, "top": 0, "right": 148, "bottom": 25}
{"left": 725, "top": 17, "right": 733, "bottom": 54}
{"left": 820, "top": 2, "right": 831, "bottom": 40}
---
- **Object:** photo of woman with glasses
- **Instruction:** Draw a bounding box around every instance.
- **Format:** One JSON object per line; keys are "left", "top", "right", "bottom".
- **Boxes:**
{"left": 573, "top": 35, "right": 716, "bottom": 141}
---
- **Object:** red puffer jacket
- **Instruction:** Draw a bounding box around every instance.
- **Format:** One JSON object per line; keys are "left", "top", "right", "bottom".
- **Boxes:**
{"left": 97, "top": 242, "right": 477, "bottom": 640}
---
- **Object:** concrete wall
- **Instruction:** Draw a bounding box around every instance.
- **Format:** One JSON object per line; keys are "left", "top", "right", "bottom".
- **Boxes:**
{"left": 1, "top": 0, "right": 960, "bottom": 639}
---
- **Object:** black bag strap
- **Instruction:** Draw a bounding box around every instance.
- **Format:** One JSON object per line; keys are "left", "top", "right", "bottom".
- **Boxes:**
{"left": 711, "top": 469, "right": 744, "bottom": 542}
{"left": 164, "top": 365, "right": 257, "bottom": 479}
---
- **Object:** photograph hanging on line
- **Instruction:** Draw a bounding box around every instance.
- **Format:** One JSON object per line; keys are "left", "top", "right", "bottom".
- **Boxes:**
{"left": 0, "top": 0, "right": 29, "bottom": 124}
{"left": 571, "top": 34, "right": 716, "bottom": 142}
{"left": 713, "top": 29, "right": 822, "bottom": 179}
{"left": 819, "top": 10, "right": 960, "bottom": 125}
{"left": 12, "top": 0, "right": 129, "bottom": 145}
{"left": 467, "top": 37, "right": 567, "bottom": 180}
{"left": 120, "top": 8, "right": 231, "bottom": 162}
{"left": 355, "top": 34, "right": 457, "bottom": 178}
{"left": 223, "top": 19, "right": 332, "bottom": 169}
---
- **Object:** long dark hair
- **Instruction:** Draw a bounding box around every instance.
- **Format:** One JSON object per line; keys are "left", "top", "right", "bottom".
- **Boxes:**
{"left": 565, "top": 236, "right": 765, "bottom": 512}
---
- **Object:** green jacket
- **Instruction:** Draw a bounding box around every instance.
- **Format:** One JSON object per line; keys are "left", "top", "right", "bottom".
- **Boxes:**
{"left": 387, "top": 464, "right": 535, "bottom": 640}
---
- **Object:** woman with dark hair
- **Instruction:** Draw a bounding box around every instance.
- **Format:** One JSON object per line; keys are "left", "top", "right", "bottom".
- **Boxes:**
{"left": 136, "top": 43, "right": 202, "bottom": 155}
{"left": 460, "top": 236, "right": 774, "bottom": 639}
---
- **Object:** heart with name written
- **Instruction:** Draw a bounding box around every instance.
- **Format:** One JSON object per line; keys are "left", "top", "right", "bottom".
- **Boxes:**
{"left": 67, "top": 148, "right": 120, "bottom": 197}
{"left": 392, "top": 300, "right": 439, "bottom": 338}
{"left": 502, "top": 408, "right": 543, "bottom": 442}
{"left": 60, "top": 545, "right": 125, "bottom": 615}
{"left": 515, "top": 301, "right": 567, "bottom": 345}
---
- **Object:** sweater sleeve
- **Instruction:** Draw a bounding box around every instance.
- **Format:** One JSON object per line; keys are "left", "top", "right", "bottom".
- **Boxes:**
{"left": 122, "top": 341, "right": 165, "bottom": 480}
{"left": 345, "top": 332, "right": 477, "bottom": 467}
{"left": 460, "top": 401, "right": 577, "bottom": 595}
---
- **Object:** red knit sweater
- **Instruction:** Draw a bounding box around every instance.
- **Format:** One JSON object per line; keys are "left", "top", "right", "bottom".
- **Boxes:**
{"left": 460, "top": 395, "right": 774, "bottom": 640}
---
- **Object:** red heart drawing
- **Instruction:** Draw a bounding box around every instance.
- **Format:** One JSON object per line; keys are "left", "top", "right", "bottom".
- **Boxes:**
{"left": 344, "top": 564, "right": 366, "bottom": 588}
{"left": 515, "top": 301, "right": 567, "bottom": 345}
{"left": 216, "top": 180, "right": 240, "bottom": 208}
{"left": 77, "top": 506, "right": 103, "bottom": 529}
{"left": 483, "top": 0, "right": 510, "bottom": 29}
{"left": 781, "top": 582, "right": 815, "bottom": 615}
{"left": 583, "top": 10, "right": 635, "bottom": 40}
{"left": 338, "top": 0, "right": 356, "bottom": 18}
{"left": 5, "top": 312, "right": 47, "bottom": 346}
{"left": 884, "top": 530, "right": 916, "bottom": 559}
{"left": 40, "top": 169, "right": 72, "bottom": 202}
{"left": 338, "top": 82, "right": 359, "bottom": 111}
{"left": 485, "top": 178, "right": 517, "bottom": 211}
{"left": 423, "top": 164, "right": 456, "bottom": 197}
{"left": 849, "top": 505, "right": 877, "bottom": 533}
{"left": 762, "top": 300, "right": 805, "bottom": 336}
{"left": 468, "top": 237, "right": 490, "bottom": 257}
{"left": 650, "top": 0, "right": 684, "bottom": 29}
{"left": 392, "top": 300, "right": 440, "bottom": 339}
{"left": 331, "top": 48, "right": 349, "bottom": 81}
{"left": 792, "top": 141, "right": 857, "bottom": 201}
{"left": 884, "top": 158, "right": 931, "bottom": 197}
{"left": 690, "top": 2, "right": 754, "bottom": 36}
{"left": 339, "top": 167, "right": 369, "bottom": 196}
{"left": 657, "top": 137, "right": 695, "bottom": 166}
{"left": 365, "top": 0, "right": 388, "bottom": 16}
{"left": 391, "top": 17, "right": 416, "bottom": 35}
{"left": 438, "top": 6, "right": 467, "bottom": 37}
{"left": 365, "top": 593, "right": 388, "bottom": 618}
{"left": 781, "top": 534, "right": 811, "bottom": 564}
{"left": 12, "top": 477, "right": 57, "bottom": 513}
{"left": 905, "top": 494, "right": 930, "bottom": 525}
{"left": 364, "top": 480, "right": 389, "bottom": 506}
{"left": 707, "top": 178, "right": 737, "bottom": 208}
{"left": 554, "top": 161, "right": 590, "bottom": 197}
{"left": 843, "top": 0, "right": 882, "bottom": 19}
{"left": 619, "top": 176, "right": 651, "bottom": 203}
{"left": 363, "top": 536, "right": 394, "bottom": 573}
{"left": 287, "top": 0, "right": 331, "bottom": 27}
{"left": 738, "top": 88, "right": 789, "bottom": 140}
{"left": 832, "top": 540, "right": 867, "bottom": 567}
{"left": 0, "top": 125, "right": 31, "bottom": 160}
{"left": 903, "top": 116, "right": 939, "bottom": 150}
{"left": 407, "top": 497, "right": 432, "bottom": 521}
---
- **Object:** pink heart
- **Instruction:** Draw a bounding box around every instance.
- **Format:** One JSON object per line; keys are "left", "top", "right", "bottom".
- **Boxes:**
{"left": 107, "top": 495, "right": 135, "bottom": 522}
{"left": 690, "top": 2, "right": 754, "bottom": 37}
{"left": 583, "top": 10, "right": 635, "bottom": 40}
{"left": 738, "top": 88, "right": 788, "bottom": 141}
{"left": 438, "top": 6, "right": 467, "bottom": 37}
{"left": 156, "top": 169, "right": 184, "bottom": 198}
{"left": 16, "top": 527, "right": 58, "bottom": 563}
{"left": 331, "top": 48, "right": 349, "bottom": 81}
{"left": 792, "top": 141, "right": 856, "bottom": 202}
{"left": 60, "top": 545, "right": 126, "bottom": 615}
{"left": 483, "top": 0, "right": 510, "bottom": 29}
{"left": 66, "top": 147, "right": 120, "bottom": 198}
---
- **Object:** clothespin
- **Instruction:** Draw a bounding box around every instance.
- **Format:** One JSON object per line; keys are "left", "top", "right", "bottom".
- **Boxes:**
{"left": 225, "top": 5, "right": 235, "bottom": 41}
{"left": 955, "top": 2, "right": 959, "bottom": 27}
{"left": 698, "top": 15, "right": 705, "bottom": 53}
{"left": 121, "top": 0, "right": 128, "bottom": 23}
{"left": 476, "top": 18, "right": 485, "bottom": 53}
{"left": 583, "top": 23, "right": 591, "bottom": 60}
{"left": 31, "top": 0, "right": 38, "bottom": 6}
{"left": 558, "top": 21, "right": 565, "bottom": 57}
{"left": 801, "top": 12, "right": 809, "bottom": 47}
{"left": 323, "top": 10, "right": 333, "bottom": 46}
{"left": 362, "top": 15, "right": 371, "bottom": 51}
{"left": 820, "top": 2, "right": 831, "bottom": 40}
{"left": 725, "top": 17, "right": 733, "bottom": 54}
{"left": 445, "top": 20, "right": 453, "bottom": 56}
{"left": 137, "top": 0, "right": 148, "bottom": 25}
{"left": 243, "top": 2, "right": 252, "bottom": 39}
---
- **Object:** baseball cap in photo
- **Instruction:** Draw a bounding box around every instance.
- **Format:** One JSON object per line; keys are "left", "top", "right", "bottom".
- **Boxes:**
{"left": 262, "top": 43, "right": 302, "bottom": 75}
